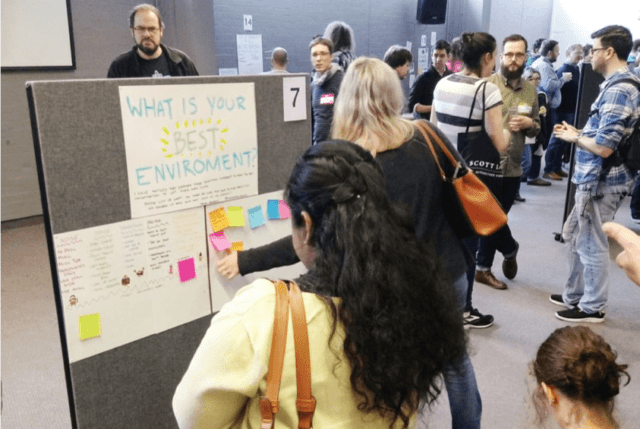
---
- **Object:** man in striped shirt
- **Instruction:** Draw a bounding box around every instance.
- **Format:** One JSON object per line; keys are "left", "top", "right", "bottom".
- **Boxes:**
{"left": 552, "top": 25, "right": 640, "bottom": 323}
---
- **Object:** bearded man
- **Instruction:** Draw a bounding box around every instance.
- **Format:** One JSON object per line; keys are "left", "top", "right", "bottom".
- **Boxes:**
{"left": 108, "top": 4, "right": 198, "bottom": 78}
{"left": 473, "top": 35, "right": 541, "bottom": 290}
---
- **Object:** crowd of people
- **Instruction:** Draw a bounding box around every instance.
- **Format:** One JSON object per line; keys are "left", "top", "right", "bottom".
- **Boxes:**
{"left": 105, "top": 4, "right": 639, "bottom": 428}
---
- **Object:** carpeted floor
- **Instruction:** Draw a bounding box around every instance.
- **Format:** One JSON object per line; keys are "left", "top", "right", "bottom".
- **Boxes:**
{"left": 2, "top": 180, "right": 640, "bottom": 429}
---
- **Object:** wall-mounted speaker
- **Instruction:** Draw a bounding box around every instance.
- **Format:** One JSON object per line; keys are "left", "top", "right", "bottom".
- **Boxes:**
{"left": 417, "top": 0, "right": 447, "bottom": 25}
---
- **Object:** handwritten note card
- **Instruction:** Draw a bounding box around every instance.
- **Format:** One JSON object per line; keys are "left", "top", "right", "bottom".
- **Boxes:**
{"left": 209, "top": 208, "right": 230, "bottom": 232}
{"left": 248, "top": 206, "right": 266, "bottom": 229}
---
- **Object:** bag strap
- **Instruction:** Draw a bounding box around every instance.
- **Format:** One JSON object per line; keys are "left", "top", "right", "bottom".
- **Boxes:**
{"left": 260, "top": 280, "right": 290, "bottom": 429}
{"left": 414, "top": 120, "right": 465, "bottom": 181}
{"left": 287, "top": 281, "right": 317, "bottom": 429}
{"left": 465, "top": 80, "right": 487, "bottom": 134}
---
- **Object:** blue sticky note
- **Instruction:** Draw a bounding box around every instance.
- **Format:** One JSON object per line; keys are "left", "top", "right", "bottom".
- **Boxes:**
{"left": 267, "top": 200, "right": 280, "bottom": 220}
{"left": 248, "top": 206, "right": 266, "bottom": 229}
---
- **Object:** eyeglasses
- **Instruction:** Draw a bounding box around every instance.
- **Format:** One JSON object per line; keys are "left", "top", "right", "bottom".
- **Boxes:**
{"left": 311, "top": 52, "right": 331, "bottom": 58}
{"left": 591, "top": 47, "right": 609, "bottom": 54}
{"left": 133, "top": 26, "right": 160, "bottom": 35}
{"left": 503, "top": 53, "right": 526, "bottom": 61}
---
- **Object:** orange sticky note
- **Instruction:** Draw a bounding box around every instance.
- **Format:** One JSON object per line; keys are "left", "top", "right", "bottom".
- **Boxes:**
{"left": 231, "top": 241, "right": 244, "bottom": 251}
{"left": 79, "top": 314, "right": 101, "bottom": 340}
{"left": 227, "top": 206, "right": 246, "bottom": 227}
{"left": 209, "top": 207, "right": 230, "bottom": 232}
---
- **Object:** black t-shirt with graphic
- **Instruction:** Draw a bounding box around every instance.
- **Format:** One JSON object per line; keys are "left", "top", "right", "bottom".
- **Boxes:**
{"left": 138, "top": 52, "right": 171, "bottom": 78}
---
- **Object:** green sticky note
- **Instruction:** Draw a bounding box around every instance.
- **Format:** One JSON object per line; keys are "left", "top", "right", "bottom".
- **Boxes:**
{"left": 227, "top": 206, "right": 246, "bottom": 227}
{"left": 79, "top": 314, "right": 101, "bottom": 340}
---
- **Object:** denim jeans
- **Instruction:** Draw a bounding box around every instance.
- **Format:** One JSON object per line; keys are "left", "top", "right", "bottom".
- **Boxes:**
{"left": 544, "top": 111, "right": 574, "bottom": 174}
{"left": 461, "top": 237, "right": 478, "bottom": 312}
{"left": 476, "top": 177, "right": 519, "bottom": 270}
{"left": 522, "top": 144, "right": 543, "bottom": 180}
{"left": 561, "top": 182, "right": 631, "bottom": 313}
{"left": 631, "top": 177, "right": 640, "bottom": 219}
{"left": 440, "top": 272, "right": 482, "bottom": 429}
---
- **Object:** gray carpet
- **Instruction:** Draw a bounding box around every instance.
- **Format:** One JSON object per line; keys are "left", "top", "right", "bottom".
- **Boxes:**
{"left": 2, "top": 180, "right": 640, "bottom": 429}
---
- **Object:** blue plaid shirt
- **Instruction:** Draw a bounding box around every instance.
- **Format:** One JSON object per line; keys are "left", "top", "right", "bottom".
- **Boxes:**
{"left": 573, "top": 66, "right": 640, "bottom": 186}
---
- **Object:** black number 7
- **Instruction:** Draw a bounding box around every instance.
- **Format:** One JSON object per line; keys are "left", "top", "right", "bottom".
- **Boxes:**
{"left": 290, "top": 87, "right": 300, "bottom": 107}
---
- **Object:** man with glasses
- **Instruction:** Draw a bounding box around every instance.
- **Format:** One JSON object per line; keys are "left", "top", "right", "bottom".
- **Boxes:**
{"left": 552, "top": 25, "right": 640, "bottom": 323}
{"left": 108, "top": 4, "right": 198, "bottom": 78}
{"left": 471, "top": 35, "right": 540, "bottom": 290}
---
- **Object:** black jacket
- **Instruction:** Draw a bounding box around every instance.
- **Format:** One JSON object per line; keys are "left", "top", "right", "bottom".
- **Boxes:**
{"left": 107, "top": 44, "right": 199, "bottom": 78}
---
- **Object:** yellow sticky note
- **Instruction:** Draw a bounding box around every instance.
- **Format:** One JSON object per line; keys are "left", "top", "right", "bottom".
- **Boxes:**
{"left": 227, "top": 206, "right": 246, "bottom": 227}
{"left": 209, "top": 208, "right": 230, "bottom": 232}
{"left": 79, "top": 314, "right": 101, "bottom": 340}
{"left": 232, "top": 241, "right": 244, "bottom": 251}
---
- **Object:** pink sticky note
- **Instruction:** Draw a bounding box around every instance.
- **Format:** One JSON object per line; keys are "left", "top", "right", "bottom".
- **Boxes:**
{"left": 278, "top": 200, "right": 291, "bottom": 219}
{"left": 209, "top": 231, "right": 231, "bottom": 252}
{"left": 177, "top": 258, "right": 196, "bottom": 283}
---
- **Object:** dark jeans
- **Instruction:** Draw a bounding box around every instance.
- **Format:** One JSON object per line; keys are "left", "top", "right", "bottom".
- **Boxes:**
{"left": 522, "top": 144, "right": 543, "bottom": 180}
{"left": 462, "top": 236, "right": 478, "bottom": 313}
{"left": 632, "top": 176, "right": 640, "bottom": 219}
{"left": 476, "top": 177, "right": 520, "bottom": 270}
{"left": 544, "top": 110, "right": 574, "bottom": 174}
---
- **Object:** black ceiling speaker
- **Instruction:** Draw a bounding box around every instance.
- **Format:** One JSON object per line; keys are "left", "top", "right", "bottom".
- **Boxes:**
{"left": 417, "top": 0, "right": 447, "bottom": 25}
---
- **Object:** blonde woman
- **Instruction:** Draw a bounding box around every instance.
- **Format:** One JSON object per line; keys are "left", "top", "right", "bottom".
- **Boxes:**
{"left": 332, "top": 57, "right": 482, "bottom": 429}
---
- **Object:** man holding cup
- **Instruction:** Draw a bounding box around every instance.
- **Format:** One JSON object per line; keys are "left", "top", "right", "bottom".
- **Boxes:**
{"left": 532, "top": 40, "right": 573, "bottom": 180}
{"left": 473, "top": 35, "right": 540, "bottom": 289}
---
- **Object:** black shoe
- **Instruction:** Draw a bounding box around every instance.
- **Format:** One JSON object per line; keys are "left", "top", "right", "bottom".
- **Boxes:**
{"left": 502, "top": 242, "right": 519, "bottom": 280}
{"left": 549, "top": 294, "right": 575, "bottom": 309}
{"left": 527, "top": 178, "right": 552, "bottom": 186}
{"left": 555, "top": 307, "right": 605, "bottom": 323}
{"left": 463, "top": 308, "right": 494, "bottom": 329}
{"left": 514, "top": 193, "right": 526, "bottom": 202}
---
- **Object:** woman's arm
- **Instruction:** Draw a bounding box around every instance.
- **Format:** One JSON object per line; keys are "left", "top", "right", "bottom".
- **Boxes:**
{"left": 485, "top": 105, "right": 509, "bottom": 152}
{"left": 217, "top": 236, "right": 300, "bottom": 279}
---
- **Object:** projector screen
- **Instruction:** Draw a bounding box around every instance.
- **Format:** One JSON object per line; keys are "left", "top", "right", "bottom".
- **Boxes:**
{"left": 1, "top": 0, "right": 76, "bottom": 70}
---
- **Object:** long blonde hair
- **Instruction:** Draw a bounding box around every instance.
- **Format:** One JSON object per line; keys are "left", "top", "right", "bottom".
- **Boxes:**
{"left": 331, "top": 57, "right": 415, "bottom": 155}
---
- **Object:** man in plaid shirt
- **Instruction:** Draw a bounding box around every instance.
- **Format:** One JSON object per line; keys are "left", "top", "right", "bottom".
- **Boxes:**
{"left": 552, "top": 25, "right": 640, "bottom": 323}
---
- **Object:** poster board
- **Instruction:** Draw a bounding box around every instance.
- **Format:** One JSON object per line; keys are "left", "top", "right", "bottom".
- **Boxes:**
{"left": 27, "top": 74, "right": 310, "bottom": 428}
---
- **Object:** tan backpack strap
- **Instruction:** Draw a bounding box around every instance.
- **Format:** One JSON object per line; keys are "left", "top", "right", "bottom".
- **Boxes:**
{"left": 260, "top": 280, "right": 290, "bottom": 429}
{"left": 287, "top": 281, "right": 317, "bottom": 429}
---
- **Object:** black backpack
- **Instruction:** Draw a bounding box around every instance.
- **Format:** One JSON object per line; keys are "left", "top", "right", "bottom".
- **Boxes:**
{"left": 602, "top": 78, "right": 640, "bottom": 172}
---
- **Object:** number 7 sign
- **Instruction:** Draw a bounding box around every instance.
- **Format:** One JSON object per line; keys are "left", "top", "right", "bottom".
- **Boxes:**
{"left": 283, "top": 76, "right": 307, "bottom": 122}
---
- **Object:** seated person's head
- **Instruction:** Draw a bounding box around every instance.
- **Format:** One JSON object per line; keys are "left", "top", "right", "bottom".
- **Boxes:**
{"left": 532, "top": 326, "right": 630, "bottom": 428}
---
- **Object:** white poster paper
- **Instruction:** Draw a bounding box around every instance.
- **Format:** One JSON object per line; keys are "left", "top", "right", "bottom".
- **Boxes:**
{"left": 54, "top": 207, "right": 210, "bottom": 362}
{"left": 405, "top": 41, "right": 412, "bottom": 51}
{"left": 421, "top": 35, "right": 427, "bottom": 47}
{"left": 418, "top": 48, "right": 429, "bottom": 74}
{"left": 205, "top": 191, "right": 306, "bottom": 312}
{"left": 237, "top": 34, "right": 263, "bottom": 75}
{"left": 431, "top": 32, "right": 437, "bottom": 45}
{"left": 119, "top": 83, "right": 259, "bottom": 218}
{"left": 283, "top": 76, "right": 307, "bottom": 122}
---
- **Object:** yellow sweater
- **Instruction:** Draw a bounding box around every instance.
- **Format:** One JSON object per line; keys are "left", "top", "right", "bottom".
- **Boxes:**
{"left": 173, "top": 278, "right": 413, "bottom": 428}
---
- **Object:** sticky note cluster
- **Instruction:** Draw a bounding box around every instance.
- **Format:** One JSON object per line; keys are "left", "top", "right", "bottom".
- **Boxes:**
{"left": 267, "top": 200, "right": 291, "bottom": 220}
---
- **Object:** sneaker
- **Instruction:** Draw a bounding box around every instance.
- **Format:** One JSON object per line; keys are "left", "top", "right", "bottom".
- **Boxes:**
{"left": 632, "top": 217, "right": 640, "bottom": 224}
{"left": 555, "top": 307, "right": 605, "bottom": 323}
{"left": 554, "top": 170, "right": 568, "bottom": 178}
{"left": 527, "top": 178, "right": 552, "bottom": 186}
{"left": 542, "top": 172, "right": 563, "bottom": 181}
{"left": 549, "top": 294, "right": 575, "bottom": 309}
{"left": 463, "top": 308, "right": 494, "bottom": 329}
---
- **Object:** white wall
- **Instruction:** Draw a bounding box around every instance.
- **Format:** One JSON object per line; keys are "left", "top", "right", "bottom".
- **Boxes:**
{"left": 489, "top": 0, "right": 554, "bottom": 53}
{"left": 550, "top": 0, "right": 640, "bottom": 58}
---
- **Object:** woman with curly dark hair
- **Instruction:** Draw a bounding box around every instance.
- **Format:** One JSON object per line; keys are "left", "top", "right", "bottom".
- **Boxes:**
{"left": 532, "top": 326, "right": 631, "bottom": 429}
{"left": 174, "top": 141, "right": 467, "bottom": 428}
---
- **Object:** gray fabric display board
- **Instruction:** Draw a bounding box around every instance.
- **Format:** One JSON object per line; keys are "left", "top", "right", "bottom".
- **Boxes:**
{"left": 27, "top": 74, "right": 311, "bottom": 429}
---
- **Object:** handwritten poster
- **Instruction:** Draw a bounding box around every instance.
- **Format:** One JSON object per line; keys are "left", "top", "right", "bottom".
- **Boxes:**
{"left": 119, "top": 83, "right": 259, "bottom": 218}
{"left": 206, "top": 191, "right": 307, "bottom": 312}
{"left": 53, "top": 207, "right": 210, "bottom": 362}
